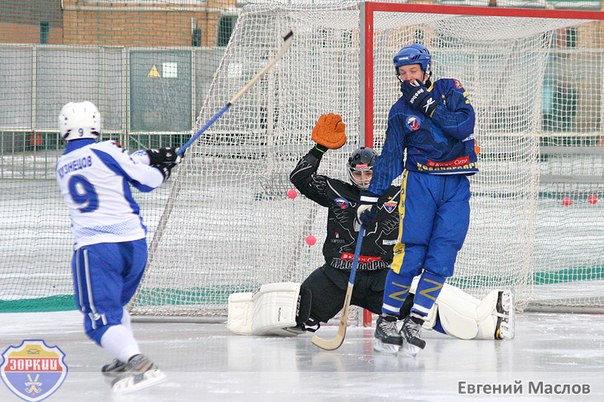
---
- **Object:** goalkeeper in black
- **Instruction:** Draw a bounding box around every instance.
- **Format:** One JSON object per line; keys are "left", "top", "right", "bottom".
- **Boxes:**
{"left": 289, "top": 113, "right": 403, "bottom": 330}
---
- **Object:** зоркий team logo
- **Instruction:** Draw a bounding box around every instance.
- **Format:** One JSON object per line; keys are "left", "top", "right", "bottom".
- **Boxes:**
{"left": 1, "top": 339, "right": 67, "bottom": 402}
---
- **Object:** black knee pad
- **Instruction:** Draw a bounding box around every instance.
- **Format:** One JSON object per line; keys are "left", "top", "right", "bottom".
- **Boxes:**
{"left": 296, "top": 285, "right": 312, "bottom": 325}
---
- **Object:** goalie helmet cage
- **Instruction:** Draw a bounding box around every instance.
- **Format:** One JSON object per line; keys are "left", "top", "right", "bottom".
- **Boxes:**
{"left": 129, "top": 1, "right": 604, "bottom": 319}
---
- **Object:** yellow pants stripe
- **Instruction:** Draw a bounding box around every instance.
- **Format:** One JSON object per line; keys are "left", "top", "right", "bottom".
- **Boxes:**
{"left": 391, "top": 170, "right": 409, "bottom": 274}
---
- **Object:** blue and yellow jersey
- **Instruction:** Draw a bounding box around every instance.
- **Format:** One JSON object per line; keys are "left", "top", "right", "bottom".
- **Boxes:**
{"left": 369, "top": 78, "right": 478, "bottom": 197}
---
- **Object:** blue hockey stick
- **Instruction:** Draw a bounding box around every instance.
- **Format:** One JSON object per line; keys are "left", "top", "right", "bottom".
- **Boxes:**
{"left": 312, "top": 226, "right": 365, "bottom": 350}
{"left": 177, "top": 30, "right": 294, "bottom": 156}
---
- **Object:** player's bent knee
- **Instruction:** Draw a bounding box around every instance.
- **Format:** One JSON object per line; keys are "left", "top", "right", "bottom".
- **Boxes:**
{"left": 297, "top": 285, "right": 312, "bottom": 325}
{"left": 82, "top": 311, "right": 123, "bottom": 345}
{"left": 85, "top": 323, "right": 112, "bottom": 345}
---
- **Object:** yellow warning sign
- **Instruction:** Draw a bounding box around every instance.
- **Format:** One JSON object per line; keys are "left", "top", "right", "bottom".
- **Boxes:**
{"left": 147, "top": 65, "right": 160, "bottom": 78}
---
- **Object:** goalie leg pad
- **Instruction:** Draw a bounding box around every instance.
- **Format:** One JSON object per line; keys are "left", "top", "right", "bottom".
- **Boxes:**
{"left": 227, "top": 292, "right": 255, "bottom": 335}
{"left": 433, "top": 286, "right": 515, "bottom": 340}
{"left": 251, "top": 282, "right": 301, "bottom": 336}
{"left": 429, "top": 283, "right": 482, "bottom": 340}
{"left": 227, "top": 283, "right": 303, "bottom": 337}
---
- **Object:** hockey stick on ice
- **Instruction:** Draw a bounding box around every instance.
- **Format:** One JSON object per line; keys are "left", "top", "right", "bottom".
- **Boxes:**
{"left": 311, "top": 226, "right": 365, "bottom": 351}
{"left": 177, "top": 30, "right": 294, "bottom": 156}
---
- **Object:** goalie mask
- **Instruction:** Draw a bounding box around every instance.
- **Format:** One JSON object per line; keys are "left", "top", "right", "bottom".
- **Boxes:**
{"left": 58, "top": 101, "right": 101, "bottom": 141}
{"left": 347, "top": 147, "right": 376, "bottom": 189}
{"left": 393, "top": 43, "right": 432, "bottom": 82}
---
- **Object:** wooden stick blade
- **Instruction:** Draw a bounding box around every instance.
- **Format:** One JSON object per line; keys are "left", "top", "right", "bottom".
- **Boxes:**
{"left": 310, "top": 284, "right": 353, "bottom": 351}
{"left": 311, "top": 328, "right": 346, "bottom": 351}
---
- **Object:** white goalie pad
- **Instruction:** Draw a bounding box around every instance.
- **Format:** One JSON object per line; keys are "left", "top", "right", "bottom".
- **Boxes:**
{"left": 227, "top": 282, "right": 301, "bottom": 337}
{"left": 411, "top": 277, "right": 510, "bottom": 340}
{"left": 433, "top": 285, "right": 488, "bottom": 340}
{"left": 227, "top": 291, "right": 255, "bottom": 335}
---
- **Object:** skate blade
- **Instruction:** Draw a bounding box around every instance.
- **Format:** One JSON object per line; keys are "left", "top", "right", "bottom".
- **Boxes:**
{"left": 399, "top": 342, "right": 421, "bottom": 357}
{"left": 112, "top": 369, "right": 166, "bottom": 394}
{"left": 499, "top": 321, "right": 515, "bottom": 340}
{"left": 102, "top": 369, "right": 125, "bottom": 378}
{"left": 372, "top": 338, "right": 401, "bottom": 354}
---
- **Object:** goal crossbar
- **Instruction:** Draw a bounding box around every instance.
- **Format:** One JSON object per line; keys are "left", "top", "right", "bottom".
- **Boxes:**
{"left": 361, "top": 2, "right": 604, "bottom": 146}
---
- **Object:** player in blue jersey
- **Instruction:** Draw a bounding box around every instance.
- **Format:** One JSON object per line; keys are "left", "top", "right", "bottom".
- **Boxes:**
{"left": 56, "top": 101, "right": 181, "bottom": 392}
{"left": 357, "top": 44, "right": 478, "bottom": 355}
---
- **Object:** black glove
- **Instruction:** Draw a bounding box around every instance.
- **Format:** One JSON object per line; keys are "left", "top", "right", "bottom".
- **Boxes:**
{"left": 146, "top": 147, "right": 181, "bottom": 167}
{"left": 147, "top": 147, "right": 183, "bottom": 182}
{"left": 400, "top": 79, "right": 437, "bottom": 117}
{"left": 154, "top": 163, "right": 176, "bottom": 181}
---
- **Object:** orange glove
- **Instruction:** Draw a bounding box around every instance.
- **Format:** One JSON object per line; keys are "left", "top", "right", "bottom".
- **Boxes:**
{"left": 311, "top": 113, "right": 346, "bottom": 150}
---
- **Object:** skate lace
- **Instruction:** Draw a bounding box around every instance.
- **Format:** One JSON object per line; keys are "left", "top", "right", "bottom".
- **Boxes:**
{"left": 125, "top": 355, "right": 155, "bottom": 374}
{"left": 402, "top": 319, "right": 421, "bottom": 339}
{"left": 378, "top": 317, "right": 398, "bottom": 336}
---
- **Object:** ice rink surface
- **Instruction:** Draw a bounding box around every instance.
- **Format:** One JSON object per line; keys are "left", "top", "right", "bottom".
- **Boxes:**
{"left": 0, "top": 311, "right": 603, "bottom": 402}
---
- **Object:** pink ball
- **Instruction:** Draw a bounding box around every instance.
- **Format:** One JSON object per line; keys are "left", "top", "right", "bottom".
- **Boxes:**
{"left": 588, "top": 195, "right": 598, "bottom": 205}
{"left": 287, "top": 189, "right": 298, "bottom": 199}
{"left": 305, "top": 235, "right": 317, "bottom": 246}
{"left": 562, "top": 197, "right": 572, "bottom": 206}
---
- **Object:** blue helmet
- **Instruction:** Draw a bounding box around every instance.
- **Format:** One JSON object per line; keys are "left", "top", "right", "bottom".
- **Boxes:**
{"left": 393, "top": 43, "right": 431, "bottom": 74}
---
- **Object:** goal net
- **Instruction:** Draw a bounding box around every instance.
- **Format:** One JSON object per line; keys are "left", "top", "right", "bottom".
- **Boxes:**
{"left": 2, "top": 1, "right": 600, "bottom": 318}
{"left": 129, "top": 1, "right": 604, "bottom": 316}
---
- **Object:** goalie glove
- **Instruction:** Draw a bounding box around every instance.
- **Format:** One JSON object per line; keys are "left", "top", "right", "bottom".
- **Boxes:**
{"left": 400, "top": 79, "right": 437, "bottom": 117}
{"left": 311, "top": 113, "right": 347, "bottom": 150}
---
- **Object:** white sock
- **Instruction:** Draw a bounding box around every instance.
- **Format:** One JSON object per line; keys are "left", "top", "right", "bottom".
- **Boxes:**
{"left": 100, "top": 324, "right": 141, "bottom": 363}
{"left": 121, "top": 308, "right": 132, "bottom": 330}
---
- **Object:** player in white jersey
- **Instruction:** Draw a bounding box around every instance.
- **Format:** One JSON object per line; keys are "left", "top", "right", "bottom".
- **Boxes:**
{"left": 56, "top": 101, "right": 181, "bottom": 393}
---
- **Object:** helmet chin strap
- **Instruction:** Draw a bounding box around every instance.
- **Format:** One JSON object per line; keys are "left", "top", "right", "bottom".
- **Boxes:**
{"left": 424, "top": 68, "right": 432, "bottom": 84}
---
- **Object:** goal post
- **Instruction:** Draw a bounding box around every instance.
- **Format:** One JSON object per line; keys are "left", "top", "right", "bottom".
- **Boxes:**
{"left": 129, "top": 1, "right": 604, "bottom": 318}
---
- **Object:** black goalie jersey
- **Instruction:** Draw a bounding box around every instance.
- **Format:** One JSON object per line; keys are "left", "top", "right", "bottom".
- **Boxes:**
{"left": 290, "top": 147, "right": 401, "bottom": 271}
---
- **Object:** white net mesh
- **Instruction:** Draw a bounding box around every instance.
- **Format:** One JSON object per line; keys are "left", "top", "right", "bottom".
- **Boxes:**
{"left": 129, "top": 2, "right": 604, "bottom": 316}
{"left": 1, "top": 1, "right": 599, "bottom": 316}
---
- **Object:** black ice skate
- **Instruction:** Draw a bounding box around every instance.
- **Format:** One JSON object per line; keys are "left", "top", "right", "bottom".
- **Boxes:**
{"left": 400, "top": 315, "right": 426, "bottom": 357}
{"left": 373, "top": 314, "right": 403, "bottom": 354}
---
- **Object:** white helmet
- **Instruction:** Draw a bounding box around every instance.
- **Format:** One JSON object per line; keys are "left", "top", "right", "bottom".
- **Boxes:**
{"left": 58, "top": 101, "right": 101, "bottom": 141}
